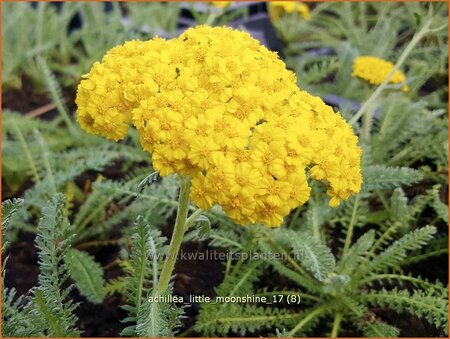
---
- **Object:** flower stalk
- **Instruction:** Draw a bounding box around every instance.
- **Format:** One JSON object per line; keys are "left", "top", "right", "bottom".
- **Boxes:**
{"left": 157, "top": 176, "right": 192, "bottom": 293}
{"left": 330, "top": 312, "right": 343, "bottom": 338}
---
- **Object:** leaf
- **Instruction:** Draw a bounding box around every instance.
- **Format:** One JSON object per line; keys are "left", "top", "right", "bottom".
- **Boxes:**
{"left": 104, "top": 276, "right": 129, "bottom": 296}
{"left": 431, "top": 185, "right": 448, "bottom": 223}
{"left": 33, "top": 194, "right": 80, "bottom": 337}
{"left": 1, "top": 198, "right": 24, "bottom": 229}
{"left": 2, "top": 198, "right": 25, "bottom": 248}
{"left": 195, "top": 303, "right": 306, "bottom": 336}
{"left": 337, "top": 230, "right": 375, "bottom": 275}
{"left": 185, "top": 214, "right": 211, "bottom": 241}
{"left": 275, "top": 328, "right": 292, "bottom": 338}
{"left": 361, "top": 288, "right": 448, "bottom": 334}
{"left": 362, "top": 165, "right": 423, "bottom": 191}
{"left": 136, "top": 290, "right": 183, "bottom": 337}
{"left": 65, "top": 248, "right": 105, "bottom": 304}
{"left": 278, "top": 230, "right": 336, "bottom": 281}
{"left": 361, "top": 225, "right": 437, "bottom": 276}
{"left": 389, "top": 188, "right": 408, "bottom": 221}
{"left": 121, "top": 216, "right": 168, "bottom": 335}
{"left": 361, "top": 321, "right": 400, "bottom": 337}
{"left": 136, "top": 171, "right": 161, "bottom": 197}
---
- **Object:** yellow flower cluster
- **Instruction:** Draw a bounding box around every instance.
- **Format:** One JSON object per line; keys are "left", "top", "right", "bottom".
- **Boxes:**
{"left": 352, "top": 56, "right": 409, "bottom": 92}
{"left": 268, "top": 1, "right": 310, "bottom": 22}
{"left": 76, "top": 26, "right": 362, "bottom": 227}
{"left": 210, "top": 1, "right": 230, "bottom": 8}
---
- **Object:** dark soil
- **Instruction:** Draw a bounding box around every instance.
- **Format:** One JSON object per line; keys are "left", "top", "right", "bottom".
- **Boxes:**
{"left": 173, "top": 241, "right": 226, "bottom": 331}
{"left": 74, "top": 291, "right": 126, "bottom": 337}
{"left": 4, "top": 232, "right": 39, "bottom": 296}
{"left": 2, "top": 80, "right": 49, "bottom": 114}
{"left": 3, "top": 230, "right": 225, "bottom": 337}
{"left": 2, "top": 74, "right": 77, "bottom": 116}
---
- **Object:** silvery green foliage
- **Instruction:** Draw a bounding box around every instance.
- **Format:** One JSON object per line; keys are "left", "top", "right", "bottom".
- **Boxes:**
{"left": 120, "top": 216, "right": 181, "bottom": 337}
{"left": 30, "top": 194, "right": 80, "bottom": 337}
{"left": 2, "top": 195, "right": 80, "bottom": 337}
{"left": 195, "top": 219, "right": 447, "bottom": 337}
{"left": 64, "top": 249, "right": 105, "bottom": 304}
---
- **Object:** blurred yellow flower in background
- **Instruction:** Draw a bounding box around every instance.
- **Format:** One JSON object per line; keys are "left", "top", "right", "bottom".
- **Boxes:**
{"left": 210, "top": 1, "right": 231, "bottom": 8}
{"left": 352, "top": 56, "right": 409, "bottom": 92}
{"left": 268, "top": 1, "right": 310, "bottom": 22}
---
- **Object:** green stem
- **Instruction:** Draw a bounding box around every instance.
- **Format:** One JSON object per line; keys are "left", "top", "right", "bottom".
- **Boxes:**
{"left": 342, "top": 194, "right": 360, "bottom": 257}
{"left": 230, "top": 234, "right": 255, "bottom": 277}
{"left": 361, "top": 101, "right": 375, "bottom": 142}
{"left": 204, "top": 9, "right": 220, "bottom": 25}
{"left": 224, "top": 256, "right": 232, "bottom": 279}
{"left": 288, "top": 304, "right": 327, "bottom": 336}
{"left": 34, "top": 129, "right": 56, "bottom": 194}
{"left": 330, "top": 312, "right": 343, "bottom": 338}
{"left": 349, "top": 16, "right": 433, "bottom": 126}
{"left": 157, "top": 176, "right": 191, "bottom": 293}
{"left": 11, "top": 119, "right": 40, "bottom": 183}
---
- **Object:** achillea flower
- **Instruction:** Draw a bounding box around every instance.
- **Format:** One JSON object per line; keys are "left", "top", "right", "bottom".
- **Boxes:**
{"left": 210, "top": 1, "right": 230, "bottom": 7}
{"left": 76, "top": 26, "right": 362, "bottom": 227}
{"left": 268, "top": 2, "right": 310, "bottom": 22}
{"left": 352, "top": 56, "right": 409, "bottom": 92}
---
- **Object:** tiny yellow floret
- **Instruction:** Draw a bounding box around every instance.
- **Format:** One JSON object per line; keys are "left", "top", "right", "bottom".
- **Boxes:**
{"left": 76, "top": 26, "right": 362, "bottom": 227}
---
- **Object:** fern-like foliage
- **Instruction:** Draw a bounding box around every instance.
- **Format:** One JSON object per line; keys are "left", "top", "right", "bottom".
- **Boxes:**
{"left": 195, "top": 303, "right": 306, "bottom": 337}
{"left": 371, "top": 94, "right": 448, "bottom": 168}
{"left": 1, "top": 198, "right": 24, "bottom": 230}
{"left": 362, "top": 164, "right": 424, "bottom": 191}
{"left": 1, "top": 198, "right": 24, "bottom": 248}
{"left": 194, "top": 203, "right": 447, "bottom": 337}
{"left": 275, "top": 229, "right": 336, "bottom": 281}
{"left": 2, "top": 2, "right": 79, "bottom": 91}
{"left": 360, "top": 320, "right": 400, "bottom": 338}
{"left": 430, "top": 185, "right": 448, "bottom": 223}
{"left": 2, "top": 196, "right": 81, "bottom": 337}
{"left": 30, "top": 194, "right": 80, "bottom": 337}
{"left": 73, "top": 173, "right": 178, "bottom": 243}
{"left": 357, "top": 226, "right": 437, "bottom": 278}
{"left": 120, "top": 216, "right": 180, "bottom": 337}
{"left": 360, "top": 288, "right": 448, "bottom": 334}
{"left": 37, "top": 56, "right": 76, "bottom": 135}
{"left": 2, "top": 195, "right": 82, "bottom": 337}
{"left": 136, "top": 290, "right": 184, "bottom": 337}
{"left": 337, "top": 230, "right": 375, "bottom": 275}
{"left": 2, "top": 285, "right": 40, "bottom": 337}
{"left": 64, "top": 248, "right": 105, "bottom": 304}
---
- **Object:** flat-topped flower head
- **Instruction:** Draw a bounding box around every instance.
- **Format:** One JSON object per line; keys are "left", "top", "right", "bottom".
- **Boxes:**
{"left": 76, "top": 25, "right": 362, "bottom": 227}
{"left": 352, "top": 56, "right": 409, "bottom": 92}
